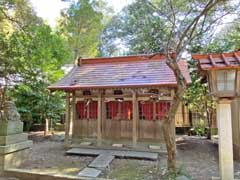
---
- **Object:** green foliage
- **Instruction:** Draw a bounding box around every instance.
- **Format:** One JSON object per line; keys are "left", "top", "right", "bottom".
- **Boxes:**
{"left": 191, "top": 119, "right": 206, "bottom": 136}
{"left": 100, "top": 0, "right": 240, "bottom": 56}
{"left": 58, "top": 0, "right": 105, "bottom": 58}
{"left": 191, "top": 22, "right": 240, "bottom": 53}
{"left": 100, "top": 0, "right": 168, "bottom": 56}
{"left": 183, "top": 60, "right": 216, "bottom": 134}
{"left": 183, "top": 62, "right": 215, "bottom": 116}
{"left": 162, "top": 165, "right": 192, "bottom": 180}
{"left": 0, "top": 0, "right": 70, "bottom": 129}
{"left": 9, "top": 84, "right": 64, "bottom": 131}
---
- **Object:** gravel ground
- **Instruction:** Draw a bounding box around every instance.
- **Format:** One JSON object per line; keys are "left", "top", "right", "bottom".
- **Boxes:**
{"left": 19, "top": 139, "right": 94, "bottom": 176}
{"left": 2, "top": 132, "right": 240, "bottom": 180}
{"left": 102, "top": 136, "right": 240, "bottom": 180}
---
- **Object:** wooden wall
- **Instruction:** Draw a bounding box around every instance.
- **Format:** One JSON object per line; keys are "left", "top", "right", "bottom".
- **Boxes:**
{"left": 175, "top": 103, "right": 190, "bottom": 127}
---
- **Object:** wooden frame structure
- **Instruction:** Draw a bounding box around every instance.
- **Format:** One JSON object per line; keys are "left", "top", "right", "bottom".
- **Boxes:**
{"left": 49, "top": 54, "right": 191, "bottom": 146}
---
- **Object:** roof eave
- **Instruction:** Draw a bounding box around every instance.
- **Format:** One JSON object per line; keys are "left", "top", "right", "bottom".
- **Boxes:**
{"left": 47, "top": 83, "right": 182, "bottom": 91}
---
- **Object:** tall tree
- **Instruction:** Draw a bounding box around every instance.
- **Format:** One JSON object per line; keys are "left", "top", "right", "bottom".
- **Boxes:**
{"left": 0, "top": 0, "right": 70, "bottom": 129}
{"left": 100, "top": 0, "right": 168, "bottom": 56}
{"left": 101, "top": 0, "right": 240, "bottom": 170}
{"left": 58, "top": 0, "right": 105, "bottom": 59}
{"left": 146, "top": 0, "right": 240, "bottom": 171}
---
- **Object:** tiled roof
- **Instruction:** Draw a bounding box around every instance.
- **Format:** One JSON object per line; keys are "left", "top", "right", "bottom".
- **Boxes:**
{"left": 192, "top": 50, "right": 240, "bottom": 70}
{"left": 48, "top": 54, "right": 191, "bottom": 90}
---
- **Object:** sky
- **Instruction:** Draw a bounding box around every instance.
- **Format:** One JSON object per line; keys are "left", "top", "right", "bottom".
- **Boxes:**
{"left": 30, "top": 0, "right": 131, "bottom": 27}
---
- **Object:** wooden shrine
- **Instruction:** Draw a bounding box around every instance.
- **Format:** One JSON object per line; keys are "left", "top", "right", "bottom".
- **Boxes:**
{"left": 48, "top": 54, "right": 191, "bottom": 146}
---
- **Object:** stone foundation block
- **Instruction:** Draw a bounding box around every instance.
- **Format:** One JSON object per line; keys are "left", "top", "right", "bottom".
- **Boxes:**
{"left": 0, "top": 148, "right": 30, "bottom": 171}
{"left": 0, "top": 133, "right": 28, "bottom": 146}
{"left": 0, "top": 140, "right": 32, "bottom": 155}
{"left": 0, "top": 121, "right": 23, "bottom": 136}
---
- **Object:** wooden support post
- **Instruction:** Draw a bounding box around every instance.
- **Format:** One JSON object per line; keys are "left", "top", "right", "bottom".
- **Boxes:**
{"left": 153, "top": 102, "right": 156, "bottom": 120}
{"left": 217, "top": 99, "right": 234, "bottom": 180}
{"left": 132, "top": 90, "right": 138, "bottom": 146}
{"left": 97, "top": 93, "right": 102, "bottom": 146}
{"left": 44, "top": 118, "right": 49, "bottom": 136}
{"left": 64, "top": 92, "right": 70, "bottom": 147}
{"left": 70, "top": 91, "right": 76, "bottom": 139}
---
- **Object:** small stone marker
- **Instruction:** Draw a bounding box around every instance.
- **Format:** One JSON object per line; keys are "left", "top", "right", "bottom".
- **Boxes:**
{"left": 149, "top": 145, "right": 160, "bottom": 150}
{"left": 112, "top": 143, "right": 123, "bottom": 147}
{"left": 80, "top": 142, "right": 92, "bottom": 146}
{"left": 176, "top": 176, "right": 190, "bottom": 180}
{"left": 88, "top": 154, "right": 115, "bottom": 169}
{"left": 78, "top": 167, "right": 101, "bottom": 178}
{"left": 211, "top": 177, "right": 221, "bottom": 180}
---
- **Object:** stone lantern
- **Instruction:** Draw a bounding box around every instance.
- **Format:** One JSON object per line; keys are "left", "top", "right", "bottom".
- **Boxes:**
{"left": 193, "top": 51, "right": 240, "bottom": 180}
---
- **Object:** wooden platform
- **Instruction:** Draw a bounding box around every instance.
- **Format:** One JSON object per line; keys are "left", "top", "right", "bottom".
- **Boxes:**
{"left": 66, "top": 148, "right": 159, "bottom": 161}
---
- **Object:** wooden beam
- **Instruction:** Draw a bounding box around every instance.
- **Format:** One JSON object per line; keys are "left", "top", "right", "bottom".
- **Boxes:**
{"left": 234, "top": 52, "right": 240, "bottom": 64}
{"left": 97, "top": 92, "right": 103, "bottom": 146}
{"left": 209, "top": 55, "right": 217, "bottom": 67}
{"left": 64, "top": 92, "right": 70, "bottom": 147}
{"left": 132, "top": 90, "right": 138, "bottom": 146}
{"left": 221, "top": 54, "right": 230, "bottom": 66}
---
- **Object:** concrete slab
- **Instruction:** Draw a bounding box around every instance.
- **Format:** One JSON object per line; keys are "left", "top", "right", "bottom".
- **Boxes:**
{"left": 66, "top": 148, "right": 105, "bottom": 156}
{"left": 125, "top": 151, "right": 158, "bottom": 160}
{"left": 77, "top": 168, "right": 101, "bottom": 178}
{"left": 88, "top": 154, "right": 114, "bottom": 169}
{"left": 105, "top": 150, "right": 127, "bottom": 157}
{"left": 67, "top": 148, "right": 159, "bottom": 160}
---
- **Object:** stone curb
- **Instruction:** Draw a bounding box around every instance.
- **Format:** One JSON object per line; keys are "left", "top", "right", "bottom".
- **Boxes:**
{"left": 3, "top": 168, "right": 113, "bottom": 180}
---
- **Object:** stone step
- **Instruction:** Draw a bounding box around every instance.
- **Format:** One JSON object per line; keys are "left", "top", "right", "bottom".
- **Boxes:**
{"left": 88, "top": 154, "right": 114, "bottom": 169}
{"left": 67, "top": 148, "right": 159, "bottom": 160}
{"left": 77, "top": 167, "right": 102, "bottom": 178}
{"left": 67, "top": 148, "right": 103, "bottom": 156}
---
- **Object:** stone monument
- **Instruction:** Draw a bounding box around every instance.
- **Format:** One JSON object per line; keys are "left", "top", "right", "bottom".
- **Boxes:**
{"left": 0, "top": 101, "right": 32, "bottom": 173}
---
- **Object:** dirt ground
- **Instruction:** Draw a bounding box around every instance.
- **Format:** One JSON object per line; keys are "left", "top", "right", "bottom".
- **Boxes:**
{"left": 4, "top": 132, "right": 240, "bottom": 180}
{"left": 19, "top": 132, "right": 94, "bottom": 176}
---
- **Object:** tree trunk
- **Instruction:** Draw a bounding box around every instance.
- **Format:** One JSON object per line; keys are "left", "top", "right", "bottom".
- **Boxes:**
{"left": 164, "top": 56, "right": 188, "bottom": 171}
{"left": 163, "top": 117, "right": 176, "bottom": 170}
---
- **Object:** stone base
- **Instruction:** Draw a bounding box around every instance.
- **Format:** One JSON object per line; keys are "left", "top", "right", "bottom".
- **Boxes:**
{"left": 0, "top": 140, "right": 32, "bottom": 155}
{"left": 0, "top": 148, "right": 30, "bottom": 173}
{"left": 0, "top": 133, "right": 28, "bottom": 146}
{"left": 0, "top": 121, "right": 23, "bottom": 136}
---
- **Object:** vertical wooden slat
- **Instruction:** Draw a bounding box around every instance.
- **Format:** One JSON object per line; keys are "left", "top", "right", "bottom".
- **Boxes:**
{"left": 132, "top": 90, "right": 138, "bottom": 146}
{"left": 210, "top": 71, "right": 217, "bottom": 94}
{"left": 70, "top": 91, "right": 76, "bottom": 138}
{"left": 97, "top": 92, "right": 102, "bottom": 146}
{"left": 64, "top": 92, "right": 70, "bottom": 147}
{"left": 102, "top": 97, "right": 106, "bottom": 139}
